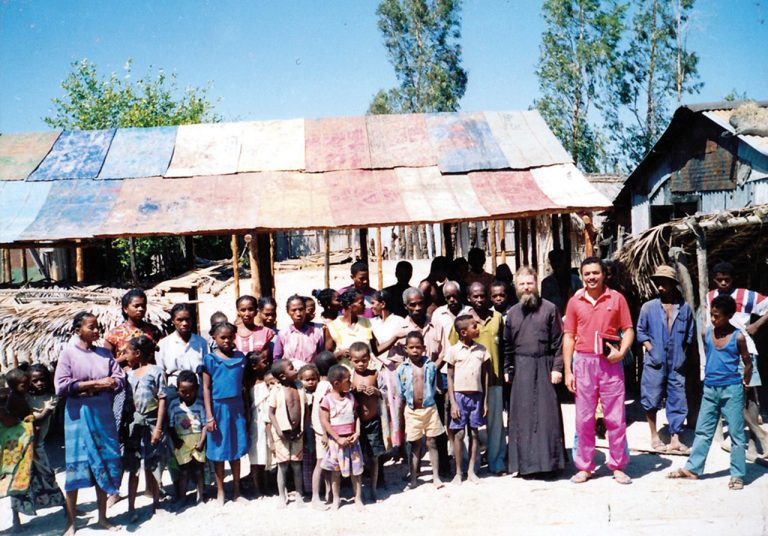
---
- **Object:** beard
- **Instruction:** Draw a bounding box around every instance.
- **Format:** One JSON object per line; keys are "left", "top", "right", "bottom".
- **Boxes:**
{"left": 518, "top": 290, "right": 540, "bottom": 310}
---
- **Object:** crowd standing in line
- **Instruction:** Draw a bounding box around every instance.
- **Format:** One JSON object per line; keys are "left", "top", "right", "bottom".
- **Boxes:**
{"left": 1, "top": 249, "right": 766, "bottom": 533}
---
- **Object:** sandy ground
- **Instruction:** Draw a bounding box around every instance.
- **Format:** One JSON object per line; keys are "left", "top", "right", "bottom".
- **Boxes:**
{"left": 2, "top": 260, "right": 768, "bottom": 535}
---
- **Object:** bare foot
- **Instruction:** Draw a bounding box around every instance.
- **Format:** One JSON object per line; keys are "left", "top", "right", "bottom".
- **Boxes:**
{"left": 467, "top": 472, "right": 480, "bottom": 483}
{"left": 613, "top": 470, "right": 631, "bottom": 485}
{"left": 432, "top": 478, "right": 444, "bottom": 490}
{"left": 312, "top": 500, "right": 330, "bottom": 511}
{"left": 96, "top": 518, "right": 119, "bottom": 531}
{"left": 407, "top": 480, "right": 418, "bottom": 490}
{"left": 331, "top": 500, "right": 340, "bottom": 511}
{"left": 105, "top": 494, "right": 122, "bottom": 509}
{"left": 62, "top": 524, "right": 76, "bottom": 536}
{"left": 295, "top": 497, "right": 307, "bottom": 508}
{"left": 451, "top": 474, "right": 462, "bottom": 486}
{"left": 354, "top": 499, "right": 364, "bottom": 512}
{"left": 216, "top": 493, "right": 225, "bottom": 507}
{"left": 128, "top": 510, "right": 139, "bottom": 523}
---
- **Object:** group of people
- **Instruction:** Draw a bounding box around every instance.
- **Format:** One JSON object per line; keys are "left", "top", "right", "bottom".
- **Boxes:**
{"left": 1, "top": 247, "right": 766, "bottom": 534}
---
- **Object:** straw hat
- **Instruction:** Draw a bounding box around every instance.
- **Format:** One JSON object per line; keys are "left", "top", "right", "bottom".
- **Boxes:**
{"left": 651, "top": 265, "right": 679, "bottom": 284}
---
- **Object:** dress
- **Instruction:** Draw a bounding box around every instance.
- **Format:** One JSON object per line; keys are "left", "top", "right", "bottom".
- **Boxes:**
{"left": 248, "top": 382, "right": 271, "bottom": 467}
{"left": 319, "top": 393, "right": 364, "bottom": 477}
{"left": 123, "top": 365, "right": 168, "bottom": 479}
{"left": 54, "top": 344, "right": 124, "bottom": 494}
{"left": 234, "top": 326, "right": 275, "bottom": 355}
{"left": 327, "top": 317, "right": 373, "bottom": 351}
{"left": 504, "top": 300, "right": 567, "bottom": 475}
{"left": 203, "top": 351, "right": 249, "bottom": 462}
{"left": 156, "top": 331, "right": 207, "bottom": 388}
{"left": 167, "top": 397, "right": 206, "bottom": 466}
{"left": 371, "top": 314, "right": 408, "bottom": 447}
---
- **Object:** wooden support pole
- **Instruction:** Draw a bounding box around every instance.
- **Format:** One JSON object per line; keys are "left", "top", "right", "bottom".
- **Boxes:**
{"left": 499, "top": 220, "right": 506, "bottom": 265}
{"left": 376, "top": 227, "right": 383, "bottom": 290}
{"left": 530, "top": 217, "right": 538, "bottom": 271}
{"left": 520, "top": 219, "right": 529, "bottom": 267}
{"left": 694, "top": 225, "right": 709, "bottom": 381}
{"left": 2, "top": 248, "right": 12, "bottom": 283}
{"left": 562, "top": 214, "right": 572, "bottom": 269}
{"left": 359, "top": 228, "right": 369, "bottom": 265}
{"left": 184, "top": 236, "right": 195, "bottom": 271}
{"left": 489, "top": 220, "right": 497, "bottom": 273}
{"left": 269, "top": 233, "right": 276, "bottom": 297}
{"left": 75, "top": 240, "right": 85, "bottom": 283}
{"left": 20, "top": 248, "right": 28, "bottom": 285}
{"left": 246, "top": 234, "right": 261, "bottom": 297}
{"left": 231, "top": 234, "right": 240, "bottom": 299}
{"left": 513, "top": 220, "right": 521, "bottom": 271}
{"left": 128, "top": 237, "right": 139, "bottom": 286}
{"left": 323, "top": 230, "right": 331, "bottom": 288}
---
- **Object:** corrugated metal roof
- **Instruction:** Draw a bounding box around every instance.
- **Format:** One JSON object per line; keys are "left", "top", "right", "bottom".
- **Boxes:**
{"left": 0, "top": 111, "right": 609, "bottom": 245}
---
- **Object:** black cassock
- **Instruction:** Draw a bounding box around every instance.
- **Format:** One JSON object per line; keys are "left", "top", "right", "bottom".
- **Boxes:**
{"left": 503, "top": 299, "right": 567, "bottom": 475}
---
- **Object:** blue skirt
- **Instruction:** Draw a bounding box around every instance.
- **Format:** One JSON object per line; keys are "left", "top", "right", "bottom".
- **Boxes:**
{"left": 207, "top": 396, "right": 249, "bottom": 462}
{"left": 64, "top": 393, "right": 122, "bottom": 494}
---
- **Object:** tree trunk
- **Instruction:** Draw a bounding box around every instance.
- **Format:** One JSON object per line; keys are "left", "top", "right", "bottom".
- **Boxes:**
{"left": 646, "top": 0, "right": 658, "bottom": 145}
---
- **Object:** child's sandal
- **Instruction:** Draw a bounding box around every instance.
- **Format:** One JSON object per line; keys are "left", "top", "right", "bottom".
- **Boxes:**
{"left": 728, "top": 477, "right": 744, "bottom": 490}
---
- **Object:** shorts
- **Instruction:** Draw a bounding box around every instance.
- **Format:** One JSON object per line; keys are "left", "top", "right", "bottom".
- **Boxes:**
{"left": 404, "top": 405, "right": 445, "bottom": 442}
{"left": 315, "top": 432, "right": 328, "bottom": 460}
{"left": 271, "top": 431, "right": 303, "bottom": 463}
{"left": 360, "top": 418, "right": 386, "bottom": 458}
{"left": 320, "top": 436, "right": 364, "bottom": 477}
{"left": 449, "top": 391, "right": 485, "bottom": 430}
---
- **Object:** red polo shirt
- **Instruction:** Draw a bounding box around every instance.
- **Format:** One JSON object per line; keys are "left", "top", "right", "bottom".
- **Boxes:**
{"left": 563, "top": 287, "right": 633, "bottom": 354}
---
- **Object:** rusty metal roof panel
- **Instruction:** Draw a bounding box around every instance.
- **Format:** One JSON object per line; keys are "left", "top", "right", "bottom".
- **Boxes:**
{"left": 238, "top": 119, "right": 305, "bottom": 172}
{"left": 18, "top": 179, "right": 122, "bottom": 241}
{"left": 27, "top": 129, "right": 115, "bottom": 181}
{"left": 365, "top": 114, "right": 436, "bottom": 169}
{"left": 484, "top": 111, "right": 572, "bottom": 169}
{"left": 426, "top": 112, "right": 508, "bottom": 173}
{"left": 165, "top": 123, "right": 242, "bottom": 177}
{"left": 0, "top": 131, "right": 61, "bottom": 181}
{"left": 304, "top": 116, "right": 372, "bottom": 172}
{"left": 98, "top": 126, "right": 177, "bottom": 179}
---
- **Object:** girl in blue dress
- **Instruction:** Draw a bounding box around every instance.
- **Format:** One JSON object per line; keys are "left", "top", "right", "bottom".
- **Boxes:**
{"left": 203, "top": 322, "right": 249, "bottom": 505}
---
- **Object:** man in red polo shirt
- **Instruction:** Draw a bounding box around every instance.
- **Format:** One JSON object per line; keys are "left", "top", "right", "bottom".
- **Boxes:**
{"left": 563, "top": 257, "right": 634, "bottom": 485}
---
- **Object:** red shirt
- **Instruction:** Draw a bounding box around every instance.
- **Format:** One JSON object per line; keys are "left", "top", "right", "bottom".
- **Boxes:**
{"left": 563, "top": 287, "right": 633, "bottom": 354}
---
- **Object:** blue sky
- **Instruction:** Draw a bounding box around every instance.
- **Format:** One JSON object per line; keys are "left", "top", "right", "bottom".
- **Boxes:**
{"left": 0, "top": 0, "right": 766, "bottom": 133}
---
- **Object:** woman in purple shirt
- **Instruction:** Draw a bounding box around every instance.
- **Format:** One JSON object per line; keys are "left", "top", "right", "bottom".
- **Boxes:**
{"left": 54, "top": 311, "right": 125, "bottom": 535}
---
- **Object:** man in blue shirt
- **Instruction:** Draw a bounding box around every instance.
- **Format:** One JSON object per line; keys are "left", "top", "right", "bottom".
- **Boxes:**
{"left": 637, "top": 265, "right": 696, "bottom": 454}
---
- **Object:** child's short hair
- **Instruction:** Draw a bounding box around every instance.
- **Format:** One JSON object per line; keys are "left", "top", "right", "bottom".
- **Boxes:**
{"left": 126, "top": 335, "right": 156, "bottom": 359}
{"left": 405, "top": 330, "right": 424, "bottom": 344}
{"left": 454, "top": 314, "right": 474, "bottom": 334}
{"left": 350, "top": 261, "right": 369, "bottom": 276}
{"left": 312, "top": 288, "right": 336, "bottom": 309}
{"left": 177, "top": 370, "right": 198, "bottom": 387}
{"left": 236, "top": 295, "right": 258, "bottom": 309}
{"left": 327, "top": 364, "right": 349, "bottom": 384}
{"left": 711, "top": 294, "right": 737, "bottom": 317}
{"left": 298, "top": 364, "right": 319, "bottom": 379}
{"left": 28, "top": 364, "right": 53, "bottom": 393}
{"left": 339, "top": 288, "right": 363, "bottom": 308}
{"left": 315, "top": 351, "right": 338, "bottom": 376}
{"left": 258, "top": 296, "right": 277, "bottom": 311}
{"left": 5, "top": 368, "right": 28, "bottom": 389}
{"left": 209, "top": 311, "right": 228, "bottom": 324}
{"left": 712, "top": 261, "right": 734, "bottom": 276}
{"left": 286, "top": 294, "right": 305, "bottom": 309}
{"left": 270, "top": 359, "right": 290, "bottom": 379}
{"left": 348, "top": 341, "right": 370, "bottom": 357}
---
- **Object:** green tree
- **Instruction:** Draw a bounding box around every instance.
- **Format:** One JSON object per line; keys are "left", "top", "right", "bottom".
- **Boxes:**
{"left": 44, "top": 59, "right": 222, "bottom": 282}
{"left": 369, "top": 0, "right": 467, "bottom": 114}
{"left": 44, "top": 59, "right": 219, "bottom": 129}
{"left": 534, "top": 0, "right": 627, "bottom": 173}
{"left": 606, "top": 0, "right": 702, "bottom": 170}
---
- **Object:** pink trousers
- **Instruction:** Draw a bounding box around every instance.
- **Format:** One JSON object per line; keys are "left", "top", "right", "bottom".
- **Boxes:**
{"left": 573, "top": 352, "right": 628, "bottom": 472}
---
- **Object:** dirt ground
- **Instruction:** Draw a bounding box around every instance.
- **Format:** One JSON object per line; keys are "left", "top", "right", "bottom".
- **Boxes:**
{"left": 2, "top": 260, "right": 767, "bottom": 535}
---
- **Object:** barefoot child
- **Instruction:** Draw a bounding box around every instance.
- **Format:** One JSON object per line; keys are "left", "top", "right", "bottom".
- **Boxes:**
{"left": 320, "top": 365, "right": 364, "bottom": 510}
{"left": 445, "top": 315, "right": 489, "bottom": 484}
{"left": 269, "top": 360, "right": 308, "bottom": 507}
{"left": 5, "top": 368, "right": 65, "bottom": 532}
{"left": 167, "top": 370, "right": 206, "bottom": 506}
{"left": 396, "top": 331, "right": 445, "bottom": 489}
{"left": 298, "top": 365, "right": 320, "bottom": 497}
{"left": 349, "top": 342, "right": 386, "bottom": 501}
{"left": 246, "top": 350, "right": 271, "bottom": 497}
{"left": 311, "top": 352, "right": 336, "bottom": 509}
{"left": 667, "top": 295, "right": 751, "bottom": 490}
{"left": 203, "top": 322, "right": 249, "bottom": 505}
{"left": 123, "top": 336, "right": 168, "bottom": 521}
